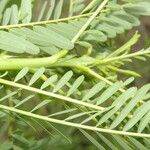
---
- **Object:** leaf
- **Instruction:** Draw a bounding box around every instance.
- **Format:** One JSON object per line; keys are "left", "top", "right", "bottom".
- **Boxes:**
{"left": 53, "top": 0, "right": 64, "bottom": 19}
{"left": 15, "top": 95, "right": 34, "bottom": 108}
{"left": 67, "top": 75, "right": 84, "bottom": 96}
{"left": 45, "top": 0, "right": 56, "bottom": 20}
{"left": 40, "top": 75, "right": 58, "bottom": 90}
{"left": 114, "top": 11, "right": 140, "bottom": 26}
{"left": 31, "top": 100, "right": 52, "bottom": 112}
{"left": 10, "top": 4, "right": 19, "bottom": 24}
{"left": 96, "top": 81, "right": 123, "bottom": 105}
{"left": 20, "top": 0, "right": 32, "bottom": 23}
{"left": 10, "top": 28, "right": 53, "bottom": 47}
{"left": 40, "top": 46, "right": 59, "bottom": 55}
{"left": 47, "top": 22, "right": 78, "bottom": 40}
{"left": 14, "top": 67, "right": 29, "bottom": 82}
{"left": 29, "top": 67, "right": 45, "bottom": 86}
{"left": 97, "top": 87, "right": 137, "bottom": 126}
{"left": 0, "top": 91, "right": 18, "bottom": 102}
{"left": 95, "top": 23, "right": 116, "bottom": 38}
{"left": 0, "top": 0, "right": 9, "bottom": 15}
{"left": 124, "top": 2, "right": 150, "bottom": 16}
{"left": 112, "top": 135, "right": 132, "bottom": 150}
{"left": 33, "top": 26, "right": 74, "bottom": 49}
{"left": 80, "top": 129, "right": 106, "bottom": 150}
{"left": 0, "top": 31, "right": 40, "bottom": 54}
{"left": 48, "top": 108, "right": 77, "bottom": 117}
{"left": 127, "top": 137, "right": 148, "bottom": 150}
{"left": 53, "top": 71, "right": 73, "bottom": 92}
{"left": 96, "top": 133, "right": 117, "bottom": 150}
{"left": 37, "top": 1, "right": 48, "bottom": 21}
{"left": 2, "top": 8, "right": 11, "bottom": 25}
{"left": 108, "top": 15, "right": 132, "bottom": 30}
{"left": 110, "top": 84, "right": 150, "bottom": 129}
{"left": 123, "top": 101, "right": 150, "bottom": 131}
{"left": 138, "top": 110, "right": 150, "bottom": 133}
{"left": 65, "top": 111, "right": 96, "bottom": 121}
{"left": 82, "top": 82, "right": 105, "bottom": 101}
{"left": 83, "top": 30, "right": 107, "bottom": 42}
{"left": 124, "top": 77, "right": 135, "bottom": 86}
{"left": 47, "top": 122, "right": 71, "bottom": 144}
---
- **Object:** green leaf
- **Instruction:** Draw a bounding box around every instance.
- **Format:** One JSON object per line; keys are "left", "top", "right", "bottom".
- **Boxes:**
{"left": 67, "top": 75, "right": 84, "bottom": 96}
{"left": 49, "top": 108, "right": 77, "bottom": 117}
{"left": 31, "top": 100, "right": 52, "bottom": 112}
{"left": 123, "top": 101, "right": 150, "bottom": 131}
{"left": 2, "top": 8, "right": 11, "bottom": 25}
{"left": 96, "top": 81, "right": 123, "bottom": 105}
{"left": 127, "top": 137, "right": 148, "bottom": 150}
{"left": 82, "top": 81, "right": 105, "bottom": 101}
{"left": 96, "top": 133, "right": 117, "bottom": 150}
{"left": 112, "top": 135, "right": 132, "bottom": 150}
{"left": 80, "top": 129, "right": 106, "bottom": 150}
{"left": 124, "top": 2, "right": 150, "bottom": 16}
{"left": 33, "top": 26, "right": 74, "bottom": 49}
{"left": 95, "top": 23, "right": 116, "bottom": 38}
{"left": 20, "top": 0, "right": 32, "bottom": 23}
{"left": 37, "top": 1, "right": 48, "bottom": 21}
{"left": 124, "top": 77, "right": 135, "bottom": 86}
{"left": 10, "top": 4, "right": 19, "bottom": 24}
{"left": 53, "top": 71, "right": 73, "bottom": 92}
{"left": 97, "top": 87, "right": 137, "bottom": 126}
{"left": 15, "top": 95, "right": 34, "bottom": 108}
{"left": 53, "top": 0, "right": 64, "bottom": 19}
{"left": 40, "top": 75, "right": 58, "bottom": 90}
{"left": 83, "top": 30, "right": 107, "bottom": 42}
{"left": 138, "top": 110, "right": 150, "bottom": 133}
{"left": 29, "top": 67, "right": 45, "bottom": 86}
{"left": 14, "top": 67, "right": 29, "bottom": 82}
{"left": 0, "top": 31, "right": 40, "bottom": 54}
{"left": 65, "top": 111, "right": 96, "bottom": 121}
{"left": 110, "top": 84, "right": 150, "bottom": 129}
{"left": 0, "top": 91, "right": 18, "bottom": 102}
{"left": 45, "top": 0, "right": 56, "bottom": 20}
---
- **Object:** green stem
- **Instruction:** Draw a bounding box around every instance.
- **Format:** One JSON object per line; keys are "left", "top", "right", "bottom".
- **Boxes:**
{"left": 0, "top": 104, "right": 149, "bottom": 138}
{"left": 0, "top": 78, "right": 104, "bottom": 111}
{"left": 0, "top": 50, "right": 67, "bottom": 70}
{"left": 0, "top": 13, "right": 92, "bottom": 30}
{"left": 77, "top": 66, "right": 125, "bottom": 92}
{"left": 93, "top": 49, "right": 150, "bottom": 66}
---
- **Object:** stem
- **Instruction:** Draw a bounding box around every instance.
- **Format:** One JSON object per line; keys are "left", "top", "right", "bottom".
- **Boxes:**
{"left": 93, "top": 49, "right": 150, "bottom": 66}
{"left": 0, "top": 13, "right": 92, "bottom": 30}
{"left": 0, "top": 78, "right": 104, "bottom": 111}
{"left": 71, "top": 0, "right": 109, "bottom": 43}
{"left": 0, "top": 50, "right": 67, "bottom": 70}
{"left": 77, "top": 66, "right": 125, "bottom": 92}
{"left": 0, "top": 104, "right": 149, "bottom": 138}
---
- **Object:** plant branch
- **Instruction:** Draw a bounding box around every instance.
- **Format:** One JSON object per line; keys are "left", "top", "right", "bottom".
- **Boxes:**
{"left": 0, "top": 78, "right": 104, "bottom": 111}
{"left": 0, "top": 104, "right": 149, "bottom": 138}
{"left": 0, "top": 50, "right": 67, "bottom": 70}
{"left": 0, "top": 13, "right": 91, "bottom": 30}
{"left": 93, "top": 49, "right": 150, "bottom": 66}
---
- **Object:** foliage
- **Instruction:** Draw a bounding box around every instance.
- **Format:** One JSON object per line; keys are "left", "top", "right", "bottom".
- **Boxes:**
{"left": 0, "top": 0, "right": 150, "bottom": 149}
